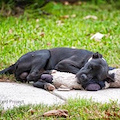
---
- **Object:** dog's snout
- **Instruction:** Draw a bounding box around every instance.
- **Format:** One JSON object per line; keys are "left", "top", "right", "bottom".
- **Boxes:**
{"left": 81, "top": 74, "right": 87, "bottom": 80}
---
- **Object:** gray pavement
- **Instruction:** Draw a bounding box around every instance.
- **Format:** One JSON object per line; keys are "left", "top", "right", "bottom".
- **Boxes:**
{"left": 53, "top": 89, "right": 120, "bottom": 103}
{"left": 0, "top": 82, "right": 64, "bottom": 110}
{"left": 0, "top": 82, "right": 120, "bottom": 110}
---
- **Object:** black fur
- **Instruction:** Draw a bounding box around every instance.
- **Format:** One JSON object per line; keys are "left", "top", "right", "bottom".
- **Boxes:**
{"left": 0, "top": 47, "right": 113, "bottom": 89}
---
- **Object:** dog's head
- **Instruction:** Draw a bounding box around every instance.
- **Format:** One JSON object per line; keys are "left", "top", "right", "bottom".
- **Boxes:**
{"left": 76, "top": 52, "right": 111, "bottom": 85}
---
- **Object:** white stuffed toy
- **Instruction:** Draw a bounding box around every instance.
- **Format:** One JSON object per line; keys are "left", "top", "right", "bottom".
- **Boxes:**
{"left": 34, "top": 68, "right": 120, "bottom": 91}
{"left": 51, "top": 70, "right": 82, "bottom": 90}
{"left": 107, "top": 68, "right": 120, "bottom": 88}
{"left": 50, "top": 68, "right": 120, "bottom": 90}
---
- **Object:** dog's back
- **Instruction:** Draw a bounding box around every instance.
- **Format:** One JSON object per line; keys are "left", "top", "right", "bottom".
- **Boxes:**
{"left": 46, "top": 47, "right": 93, "bottom": 69}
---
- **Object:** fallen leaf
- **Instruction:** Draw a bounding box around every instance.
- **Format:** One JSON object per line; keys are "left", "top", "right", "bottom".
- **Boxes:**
{"left": 28, "top": 108, "right": 35, "bottom": 115}
{"left": 14, "top": 7, "right": 24, "bottom": 17}
{"left": 40, "top": 32, "right": 45, "bottom": 37}
{"left": 78, "top": 1, "right": 82, "bottom": 5}
{"left": 56, "top": 20, "right": 64, "bottom": 26}
{"left": 71, "top": 14, "right": 76, "bottom": 18}
{"left": 43, "top": 109, "right": 68, "bottom": 118}
{"left": 8, "top": 29, "right": 13, "bottom": 34}
{"left": 0, "top": 79, "right": 10, "bottom": 82}
{"left": 0, "top": 76, "right": 11, "bottom": 82}
{"left": 105, "top": 33, "right": 110, "bottom": 38}
{"left": 36, "top": 19, "right": 39, "bottom": 22}
{"left": 105, "top": 111, "right": 112, "bottom": 117}
{"left": 113, "top": 112, "right": 120, "bottom": 117}
{"left": 83, "top": 15, "right": 98, "bottom": 20}
{"left": 61, "top": 15, "right": 69, "bottom": 19}
{"left": 47, "top": 42, "right": 51, "bottom": 46}
{"left": 64, "top": 1, "right": 69, "bottom": 5}
{"left": 90, "top": 32, "right": 104, "bottom": 41}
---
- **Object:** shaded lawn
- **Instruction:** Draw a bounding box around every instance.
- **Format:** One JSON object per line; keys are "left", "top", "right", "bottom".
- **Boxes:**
{"left": 0, "top": 2, "right": 120, "bottom": 70}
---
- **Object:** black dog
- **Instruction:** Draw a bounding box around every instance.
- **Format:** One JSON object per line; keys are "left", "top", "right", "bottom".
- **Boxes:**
{"left": 0, "top": 47, "right": 113, "bottom": 89}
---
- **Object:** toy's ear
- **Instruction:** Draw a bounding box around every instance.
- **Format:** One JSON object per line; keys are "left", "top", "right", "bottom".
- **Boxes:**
{"left": 105, "top": 73, "right": 115, "bottom": 83}
{"left": 92, "top": 52, "right": 102, "bottom": 59}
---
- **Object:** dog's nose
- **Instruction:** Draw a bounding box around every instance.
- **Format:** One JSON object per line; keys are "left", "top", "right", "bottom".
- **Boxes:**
{"left": 81, "top": 74, "right": 87, "bottom": 80}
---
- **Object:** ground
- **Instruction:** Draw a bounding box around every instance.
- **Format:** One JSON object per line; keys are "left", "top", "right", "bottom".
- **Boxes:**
{"left": 0, "top": 82, "right": 120, "bottom": 119}
{"left": 0, "top": 1, "right": 120, "bottom": 119}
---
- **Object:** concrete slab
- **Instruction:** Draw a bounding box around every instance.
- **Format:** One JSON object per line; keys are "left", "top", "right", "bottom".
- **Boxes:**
{"left": 0, "top": 83, "right": 64, "bottom": 110}
{"left": 53, "top": 89, "right": 120, "bottom": 103}
{"left": 1, "top": 82, "right": 120, "bottom": 110}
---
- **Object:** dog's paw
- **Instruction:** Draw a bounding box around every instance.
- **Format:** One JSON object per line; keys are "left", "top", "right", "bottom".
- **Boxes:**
{"left": 41, "top": 74, "right": 53, "bottom": 83}
{"left": 44, "top": 83, "right": 55, "bottom": 91}
{"left": 104, "top": 81, "right": 110, "bottom": 89}
{"left": 20, "top": 72, "right": 28, "bottom": 80}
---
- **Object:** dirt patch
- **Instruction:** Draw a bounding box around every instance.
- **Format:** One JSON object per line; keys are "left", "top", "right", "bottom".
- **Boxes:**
{"left": 0, "top": 75, "right": 15, "bottom": 82}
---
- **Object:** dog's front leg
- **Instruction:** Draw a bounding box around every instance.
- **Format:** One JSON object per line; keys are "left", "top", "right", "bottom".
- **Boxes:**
{"left": 33, "top": 80, "right": 55, "bottom": 91}
{"left": 27, "top": 66, "right": 45, "bottom": 82}
{"left": 55, "top": 59, "right": 80, "bottom": 74}
{"left": 27, "top": 53, "right": 51, "bottom": 82}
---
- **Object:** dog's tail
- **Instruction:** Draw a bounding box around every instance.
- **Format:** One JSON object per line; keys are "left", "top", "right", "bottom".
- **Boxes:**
{"left": 0, "top": 64, "right": 15, "bottom": 75}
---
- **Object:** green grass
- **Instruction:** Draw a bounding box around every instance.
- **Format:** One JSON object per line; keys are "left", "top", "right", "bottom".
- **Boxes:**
{"left": 1, "top": 98, "right": 120, "bottom": 119}
{"left": 0, "top": 2, "right": 120, "bottom": 69}
{"left": 0, "top": 1, "right": 120, "bottom": 119}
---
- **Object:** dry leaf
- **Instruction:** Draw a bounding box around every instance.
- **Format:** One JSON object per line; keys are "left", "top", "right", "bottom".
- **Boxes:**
{"left": 71, "top": 14, "right": 76, "bottom": 18}
{"left": 90, "top": 32, "right": 104, "bottom": 41}
{"left": 0, "top": 79, "right": 10, "bottom": 82}
{"left": 43, "top": 109, "right": 68, "bottom": 118}
{"left": 78, "top": 1, "right": 82, "bottom": 5}
{"left": 8, "top": 29, "right": 13, "bottom": 34}
{"left": 105, "top": 33, "right": 110, "bottom": 38}
{"left": 28, "top": 108, "right": 35, "bottom": 115}
{"left": 64, "top": 1, "right": 69, "bottom": 5}
{"left": 0, "top": 77, "right": 11, "bottom": 82}
{"left": 105, "top": 111, "right": 112, "bottom": 117}
{"left": 56, "top": 20, "right": 64, "bottom": 26}
{"left": 61, "top": 15, "right": 69, "bottom": 19}
{"left": 36, "top": 19, "right": 39, "bottom": 22}
{"left": 83, "top": 15, "right": 98, "bottom": 20}
{"left": 40, "top": 32, "right": 45, "bottom": 37}
{"left": 47, "top": 42, "right": 51, "bottom": 46}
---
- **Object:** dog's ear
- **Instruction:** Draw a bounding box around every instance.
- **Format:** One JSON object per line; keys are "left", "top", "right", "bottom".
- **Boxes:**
{"left": 104, "top": 73, "right": 115, "bottom": 83}
{"left": 92, "top": 52, "right": 102, "bottom": 59}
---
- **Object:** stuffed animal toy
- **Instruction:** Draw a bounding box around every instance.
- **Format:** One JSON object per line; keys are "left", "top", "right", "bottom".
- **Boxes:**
{"left": 40, "top": 68, "right": 120, "bottom": 91}
{"left": 40, "top": 70, "right": 105, "bottom": 91}
{"left": 106, "top": 68, "right": 120, "bottom": 88}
